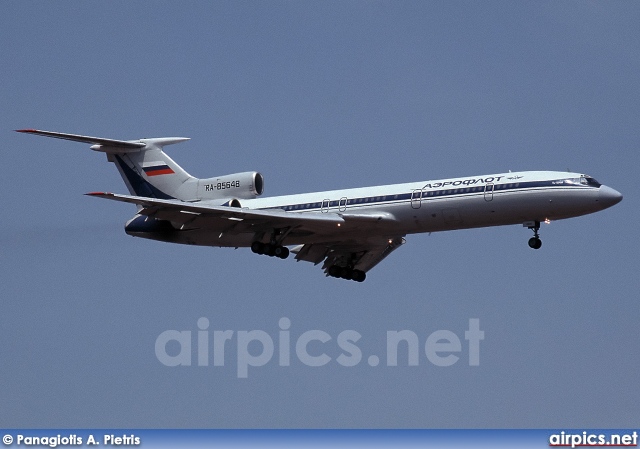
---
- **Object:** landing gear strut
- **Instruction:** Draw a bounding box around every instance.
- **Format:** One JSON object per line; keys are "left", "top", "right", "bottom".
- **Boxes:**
{"left": 526, "top": 221, "right": 542, "bottom": 249}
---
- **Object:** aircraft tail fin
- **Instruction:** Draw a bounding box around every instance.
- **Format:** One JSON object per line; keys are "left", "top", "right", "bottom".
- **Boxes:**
{"left": 17, "top": 129, "right": 198, "bottom": 200}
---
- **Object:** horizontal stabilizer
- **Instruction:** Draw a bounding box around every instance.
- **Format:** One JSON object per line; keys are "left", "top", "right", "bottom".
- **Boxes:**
{"left": 16, "top": 129, "right": 191, "bottom": 154}
{"left": 16, "top": 129, "right": 146, "bottom": 149}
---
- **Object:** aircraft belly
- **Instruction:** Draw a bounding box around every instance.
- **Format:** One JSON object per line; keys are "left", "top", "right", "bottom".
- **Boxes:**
{"left": 133, "top": 224, "right": 396, "bottom": 249}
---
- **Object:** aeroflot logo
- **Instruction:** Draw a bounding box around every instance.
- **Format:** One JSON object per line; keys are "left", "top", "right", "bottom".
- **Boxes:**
{"left": 422, "top": 176, "right": 505, "bottom": 189}
{"left": 155, "top": 318, "right": 484, "bottom": 378}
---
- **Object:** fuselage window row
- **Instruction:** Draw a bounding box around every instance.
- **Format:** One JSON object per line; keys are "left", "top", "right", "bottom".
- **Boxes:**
{"left": 277, "top": 179, "right": 599, "bottom": 212}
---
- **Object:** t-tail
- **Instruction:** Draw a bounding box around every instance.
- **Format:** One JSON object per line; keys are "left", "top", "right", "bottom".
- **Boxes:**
{"left": 16, "top": 129, "right": 265, "bottom": 203}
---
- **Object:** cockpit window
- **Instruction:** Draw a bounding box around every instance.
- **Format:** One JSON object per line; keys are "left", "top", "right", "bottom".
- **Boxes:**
{"left": 580, "top": 176, "right": 601, "bottom": 188}
{"left": 563, "top": 177, "right": 601, "bottom": 187}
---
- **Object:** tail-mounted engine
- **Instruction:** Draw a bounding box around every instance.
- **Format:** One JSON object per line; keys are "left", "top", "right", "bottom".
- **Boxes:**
{"left": 197, "top": 171, "right": 264, "bottom": 200}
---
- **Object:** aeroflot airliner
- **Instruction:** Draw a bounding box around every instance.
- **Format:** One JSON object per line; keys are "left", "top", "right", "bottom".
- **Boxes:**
{"left": 18, "top": 129, "right": 623, "bottom": 282}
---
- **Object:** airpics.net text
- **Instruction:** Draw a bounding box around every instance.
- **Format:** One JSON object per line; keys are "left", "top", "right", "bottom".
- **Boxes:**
{"left": 155, "top": 318, "right": 484, "bottom": 378}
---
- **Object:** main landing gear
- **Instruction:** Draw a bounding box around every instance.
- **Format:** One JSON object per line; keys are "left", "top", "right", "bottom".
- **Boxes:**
{"left": 327, "top": 251, "right": 367, "bottom": 282}
{"left": 251, "top": 241, "right": 290, "bottom": 259}
{"left": 251, "top": 228, "right": 292, "bottom": 259}
{"left": 327, "top": 265, "right": 366, "bottom": 282}
{"left": 526, "top": 221, "right": 542, "bottom": 249}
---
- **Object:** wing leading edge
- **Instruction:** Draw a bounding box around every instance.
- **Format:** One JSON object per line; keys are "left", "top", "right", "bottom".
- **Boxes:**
{"left": 87, "top": 192, "right": 346, "bottom": 228}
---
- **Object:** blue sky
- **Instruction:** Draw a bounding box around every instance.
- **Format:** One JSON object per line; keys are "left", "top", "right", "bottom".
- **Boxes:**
{"left": 1, "top": 1, "right": 638, "bottom": 428}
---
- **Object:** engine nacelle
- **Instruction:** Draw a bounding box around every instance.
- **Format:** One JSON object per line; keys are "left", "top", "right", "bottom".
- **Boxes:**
{"left": 197, "top": 171, "right": 264, "bottom": 200}
{"left": 213, "top": 198, "right": 242, "bottom": 208}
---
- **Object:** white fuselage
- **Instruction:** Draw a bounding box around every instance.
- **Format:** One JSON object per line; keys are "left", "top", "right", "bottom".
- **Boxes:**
{"left": 165, "top": 170, "right": 621, "bottom": 248}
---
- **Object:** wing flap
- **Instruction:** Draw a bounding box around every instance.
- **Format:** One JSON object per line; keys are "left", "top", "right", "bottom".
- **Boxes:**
{"left": 291, "top": 243, "right": 332, "bottom": 265}
{"left": 339, "top": 212, "right": 398, "bottom": 223}
{"left": 291, "top": 236, "right": 406, "bottom": 274}
{"left": 349, "top": 237, "right": 406, "bottom": 273}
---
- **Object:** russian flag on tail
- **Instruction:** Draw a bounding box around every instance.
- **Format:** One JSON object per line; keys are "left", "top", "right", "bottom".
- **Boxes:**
{"left": 143, "top": 163, "right": 175, "bottom": 176}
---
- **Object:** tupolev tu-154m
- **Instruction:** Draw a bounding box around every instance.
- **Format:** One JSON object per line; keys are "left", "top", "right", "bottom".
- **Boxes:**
{"left": 18, "top": 129, "right": 622, "bottom": 282}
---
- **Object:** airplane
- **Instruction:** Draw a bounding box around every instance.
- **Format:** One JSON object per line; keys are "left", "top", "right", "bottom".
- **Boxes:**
{"left": 17, "top": 129, "right": 623, "bottom": 282}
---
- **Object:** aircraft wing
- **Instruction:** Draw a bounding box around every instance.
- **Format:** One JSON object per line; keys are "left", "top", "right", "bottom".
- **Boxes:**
{"left": 291, "top": 236, "right": 406, "bottom": 275}
{"left": 86, "top": 192, "right": 346, "bottom": 230}
{"left": 87, "top": 192, "right": 405, "bottom": 275}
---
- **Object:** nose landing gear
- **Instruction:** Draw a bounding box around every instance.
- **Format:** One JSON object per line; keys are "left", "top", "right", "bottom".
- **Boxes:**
{"left": 525, "top": 221, "right": 542, "bottom": 249}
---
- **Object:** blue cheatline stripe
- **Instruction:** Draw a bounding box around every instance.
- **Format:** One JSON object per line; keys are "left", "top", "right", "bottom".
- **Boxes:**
{"left": 114, "top": 155, "right": 175, "bottom": 200}
{"left": 272, "top": 180, "right": 595, "bottom": 213}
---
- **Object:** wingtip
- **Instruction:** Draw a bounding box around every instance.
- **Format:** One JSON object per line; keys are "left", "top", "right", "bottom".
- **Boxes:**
{"left": 85, "top": 191, "right": 112, "bottom": 197}
{"left": 15, "top": 129, "right": 38, "bottom": 133}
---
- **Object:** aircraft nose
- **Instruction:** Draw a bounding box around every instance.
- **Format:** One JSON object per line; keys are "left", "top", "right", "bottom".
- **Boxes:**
{"left": 599, "top": 185, "right": 623, "bottom": 208}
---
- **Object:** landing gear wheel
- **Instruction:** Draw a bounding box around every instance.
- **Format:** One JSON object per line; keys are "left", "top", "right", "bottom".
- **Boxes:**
{"left": 528, "top": 237, "right": 542, "bottom": 249}
{"left": 251, "top": 241, "right": 265, "bottom": 254}
{"left": 263, "top": 244, "right": 276, "bottom": 257}
{"left": 340, "top": 267, "right": 353, "bottom": 280}
{"left": 526, "top": 221, "right": 542, "bottom": 250}
{"left": 327, "top": 265, "right": 366, "bottom": 282}
{"left": 252, "top": 241, "right": 290, "bottom": 260}
{"left": 274, "top": 246, "right": 289, "bottom": 259}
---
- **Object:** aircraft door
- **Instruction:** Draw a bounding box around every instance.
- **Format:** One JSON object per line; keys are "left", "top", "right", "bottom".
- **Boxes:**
{"left": 411, "top": 189, "right": 422, "bottom": 209}
{"left": 339, "top": 197, "right": 348, "bottom": 212}
{"left": 484, "top": 183, "right": 494, "bottom": 202}
{"left": 321, "top": 199, "right": 330, "bottom": 213}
